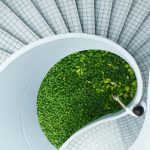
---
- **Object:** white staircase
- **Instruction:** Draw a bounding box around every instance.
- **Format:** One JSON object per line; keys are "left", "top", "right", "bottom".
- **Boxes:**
{"left": 0, "top": 0, "right": 150, "bottom": 150}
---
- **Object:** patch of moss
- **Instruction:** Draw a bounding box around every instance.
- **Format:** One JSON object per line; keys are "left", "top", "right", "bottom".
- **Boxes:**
{"left": 37, "top": 50, "right": 137, "bottom": 148}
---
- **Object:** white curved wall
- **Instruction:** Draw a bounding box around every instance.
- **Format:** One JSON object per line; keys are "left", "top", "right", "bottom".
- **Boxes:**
{"left": 0, "top": 34, "right": 142, "bottom": 150}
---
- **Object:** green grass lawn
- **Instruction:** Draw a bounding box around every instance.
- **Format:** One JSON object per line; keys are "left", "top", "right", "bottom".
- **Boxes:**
{"left": 37, "top": 50, "right": 137, "bottom": 148}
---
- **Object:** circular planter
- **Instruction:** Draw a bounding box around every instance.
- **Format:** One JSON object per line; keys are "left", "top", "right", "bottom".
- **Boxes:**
{"left": 0, "top": 33, "right": 143, "bottom": 150}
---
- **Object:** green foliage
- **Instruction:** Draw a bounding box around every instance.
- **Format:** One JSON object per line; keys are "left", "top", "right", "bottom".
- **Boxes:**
{"left": 37, "top": 50, "right": 137, "bottom": 148}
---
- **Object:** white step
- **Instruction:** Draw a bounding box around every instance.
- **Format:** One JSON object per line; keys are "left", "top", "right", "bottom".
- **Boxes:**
{"left": 55, "top": 0, "right": 82, "bottom": 32}
{"left": 138, "top": 55, "right": 150, "bottom": 92}
{"left": 118, "top": 0, "right": 150, "bottom": 48}
{"left": 0, "top": 28, "right": 25, "bottom": 53}
{"left": 133, "top": 39, "right": 150, "bottom": 62}
{"left": 32, "top": 0, "right": 68, "bottom": 34}
{"left": 95, "top": 0, "right": 113, "bottom": 37}
{"left": 0, "top": 49, "right": 11, "bottom": 65}
{"left": 76, "top": 0, "right": 95, "bottom": 34}
{"left": 0, "top": 1, "right": 39, "bottom": 44}
{"left": 2, "top": 0, "right": 54, "bottom": 38}
{"left": 108, "top": 0, "right": 133, "bottom": 42}
{"left": 126, "top": 14, "right": 150, "bottom": 54}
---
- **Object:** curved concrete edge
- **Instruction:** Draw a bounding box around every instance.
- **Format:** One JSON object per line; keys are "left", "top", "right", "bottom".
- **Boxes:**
{"left": 0, "top": 33, "right": 143, "bottom": 150}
